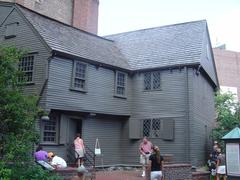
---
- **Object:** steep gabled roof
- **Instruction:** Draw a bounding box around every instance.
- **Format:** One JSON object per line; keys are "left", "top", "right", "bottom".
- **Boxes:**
{"left": 16, "top": 5, "right": 130, "bottom": 70}
{"left": 4, "top": 3, "right": 211, "bottom": 77}
{"left": 105, "top": 20, "right": 206, "bottom": 70}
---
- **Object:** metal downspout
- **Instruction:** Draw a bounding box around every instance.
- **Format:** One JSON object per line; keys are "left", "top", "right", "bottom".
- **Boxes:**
{"left": 185, "top": 66, "right": 191, "bottom": 163}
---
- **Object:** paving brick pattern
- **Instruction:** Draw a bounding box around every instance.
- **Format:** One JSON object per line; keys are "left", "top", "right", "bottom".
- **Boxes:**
{"left": 96, "top": 170, "right": 145, "bottom": 180}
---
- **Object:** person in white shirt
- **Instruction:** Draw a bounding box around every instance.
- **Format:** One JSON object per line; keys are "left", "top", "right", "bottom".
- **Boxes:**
{"left": 48, "top": 152, "right": 67, "bottom": 168}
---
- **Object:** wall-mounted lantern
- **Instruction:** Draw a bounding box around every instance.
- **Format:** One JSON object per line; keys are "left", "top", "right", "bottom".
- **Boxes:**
{"left": 41, "top": 115, "right": 50, "bottom": 121}
{"left": 38, "top": 108, "right": 50, "bottom": 120}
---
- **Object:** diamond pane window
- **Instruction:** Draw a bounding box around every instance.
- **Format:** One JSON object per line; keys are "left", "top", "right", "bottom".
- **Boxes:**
{"left": 151, "top": 118, "right": 161, "bottom": 137}
{"left": 144, "top": 72, "right": 151, "bottom": 90}
{"left": 143, "top": 119, "right": 151, "bottom": 137}
{"left": 153, "top": 71, "right": 160, "bottom": 89}
{"left": 72, "top": 61, "right": 87, "bottom": 91}
{"left": 144, "top": 71, "right": 160, "bottom": 90}
{"left": 115, "top": 71, "right": 127, "bottom": 96}
{"left": 143, "top": 118, "right": 161, "bottom": 138}
{"left": 18, "top": 55, "right": 34, "bottom": 83}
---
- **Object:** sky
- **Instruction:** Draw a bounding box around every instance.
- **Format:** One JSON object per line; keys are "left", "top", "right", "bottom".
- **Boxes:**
{"left": 98, "top": 0, "right": 240, "bottom": 52}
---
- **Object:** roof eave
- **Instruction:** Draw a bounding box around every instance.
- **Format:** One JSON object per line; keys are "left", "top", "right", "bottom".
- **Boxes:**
{"left": 51, "top": 50, "right": 131, "bottom": 73}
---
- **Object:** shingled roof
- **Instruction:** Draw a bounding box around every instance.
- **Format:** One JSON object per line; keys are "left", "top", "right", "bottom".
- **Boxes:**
{"left": 16, "top": 4, "right": 207, "bottom": 71}
{"left": 17, "top": 5, "right": 130, "bottom": 70}
{"left": 105, "top": 20, "right": 206, "bottom": 70}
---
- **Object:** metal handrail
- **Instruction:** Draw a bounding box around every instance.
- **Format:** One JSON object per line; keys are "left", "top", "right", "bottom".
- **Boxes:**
{"left": 67, "top": 143, "right": 95, "bottom": 168}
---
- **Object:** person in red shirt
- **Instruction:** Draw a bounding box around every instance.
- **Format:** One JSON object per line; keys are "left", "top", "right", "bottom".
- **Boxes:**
{"left": 139, "top": 136, "right": 153, "bottom": 177}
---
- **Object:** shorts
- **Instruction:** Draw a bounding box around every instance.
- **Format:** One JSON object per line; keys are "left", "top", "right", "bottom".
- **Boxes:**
{"left": 151, "top": 171, "right": 163, "bottom": 180}
{"left": 217, "top": 165, "right": 226, "bottom": 174}
{"left": 140, "top": 154, "right": 151, "bottom": 165}
{"left": 75, "top": 149, "right": 84, "bottom": 158}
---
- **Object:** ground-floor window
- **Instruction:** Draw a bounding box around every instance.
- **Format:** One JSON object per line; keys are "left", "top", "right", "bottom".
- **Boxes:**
{"left": 142, "top": 118, "right": 174, "bottom": 140}
{"left": 41, "top": 113, "right": 59, "bottom": 144}
{"left": 143, "top": 118, "right": 161, "bottom": 138}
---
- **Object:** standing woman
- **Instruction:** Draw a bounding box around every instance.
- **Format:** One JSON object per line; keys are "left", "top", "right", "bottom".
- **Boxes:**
{"left": 216, "top": 148, "right": 227, "bottom": 180}
{"left": 148, "top": 146, "right": 164, "bottom": 180}
{"left": 74, "top": 133, "right": 85, "bottom": 167}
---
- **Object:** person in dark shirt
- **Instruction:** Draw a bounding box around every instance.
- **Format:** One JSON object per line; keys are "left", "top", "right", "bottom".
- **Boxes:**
{"left": 148, "top": 145, "right": 164, "bottom": 180}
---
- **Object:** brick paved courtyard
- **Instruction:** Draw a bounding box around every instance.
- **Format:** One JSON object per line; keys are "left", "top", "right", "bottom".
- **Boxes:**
{"left": 95, "top": 170, "right": 145, "bottom": 180}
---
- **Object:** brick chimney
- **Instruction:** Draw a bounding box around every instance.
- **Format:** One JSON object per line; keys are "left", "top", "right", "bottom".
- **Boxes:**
{"left": 15, "top": 0, "right": 24, "bottom": 4}
{"left": 72, "top": 0, "right": 99, "bottom": 34}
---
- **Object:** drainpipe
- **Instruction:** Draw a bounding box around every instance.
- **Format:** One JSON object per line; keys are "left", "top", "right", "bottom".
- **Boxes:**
{"left": 184, "top": 66, "right": 190, "bottom": 163}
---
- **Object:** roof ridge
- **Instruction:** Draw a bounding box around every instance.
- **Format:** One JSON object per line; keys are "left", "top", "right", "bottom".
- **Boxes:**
{"left": 15, "top": 3, "right": 113, "bottom": 42}
{"left": 105, "top": 19, "right": 206, "bottom": 37}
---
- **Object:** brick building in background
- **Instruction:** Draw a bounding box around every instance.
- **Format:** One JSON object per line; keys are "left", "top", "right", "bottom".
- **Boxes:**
{"left": 213, "top": 48, "right": 240, "bottom": 101}
{"left": 0, "top": 0, "right": 99, "bottom": 34}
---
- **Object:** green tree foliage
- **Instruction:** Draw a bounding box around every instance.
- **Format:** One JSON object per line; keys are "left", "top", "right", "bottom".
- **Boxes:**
{"left": 0, "top": 46, "right": 62, "bottom": 180}
{"left": 212, "top": 91, "right": 240, "bottom": 148}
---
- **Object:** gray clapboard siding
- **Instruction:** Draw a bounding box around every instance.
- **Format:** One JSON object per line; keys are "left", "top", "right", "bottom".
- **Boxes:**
{"left": 0, "top": 5, "right": 12, "bottom": 25}
{"left": 46, "top": 57, "right": 131, "bottom": 116}
{"left": 120, "top": 116, "right": 190, "bottom": 164}
{"left": 82, "top": 116, "right": 127, "bottom": 165}
{"left": 0, "top": 8, "right": 50, "bottom": 97}
{"left": 188, "top": 68, "right": 215, "bottom": 166}
{"left": 127, "top": 68, "right": 189, "bottom": 163}
{"left": 130, "top": 69, "right": 187, "bottom": 136}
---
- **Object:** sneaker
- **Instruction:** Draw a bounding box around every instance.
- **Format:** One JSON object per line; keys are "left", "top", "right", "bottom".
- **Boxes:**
{"left": 141, "top": 171, "right": 145, "bottom": 177}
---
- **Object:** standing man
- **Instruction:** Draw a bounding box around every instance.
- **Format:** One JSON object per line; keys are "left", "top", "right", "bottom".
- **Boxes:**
{"left": 139, "top": 136, "right": 153, "bottom": 177}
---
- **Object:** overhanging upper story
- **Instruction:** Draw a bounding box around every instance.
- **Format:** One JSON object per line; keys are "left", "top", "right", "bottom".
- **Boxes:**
{"left": 0, "top": 2, "right": 219, "bottom": 116}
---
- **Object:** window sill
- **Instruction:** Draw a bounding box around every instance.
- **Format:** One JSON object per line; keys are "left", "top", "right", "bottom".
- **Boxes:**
{"left": 143, "top": 88, "right": 162, "bottom": 92}
{"left": 69, "top": 88, "right": 87, "bottom": 93}
{"left": 40, "top": 142, "right": 60, "bottom": 146}
{"left": 114, "top": 95, "right": 127, "bottom": 99}
{"left": 18, "top": 82, "right": 35, "bottom": 86}
{"left": 4, "top": 35, "right": 16, "bottom": 39}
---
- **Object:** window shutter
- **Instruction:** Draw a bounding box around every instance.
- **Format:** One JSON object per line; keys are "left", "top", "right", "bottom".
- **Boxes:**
{"left": 5, "top": 23, "right": 17, "bottom": 39}
{"left": 59, "top": 115, "right": 68, "bottom": 144}
{"left": 162, "top": 119, "right": 175, "bottom": 140}
{"left": 129, "top": 119, "right": 141, "bottom": 139}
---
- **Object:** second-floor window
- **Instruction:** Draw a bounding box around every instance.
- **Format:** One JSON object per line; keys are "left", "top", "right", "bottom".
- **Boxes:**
{"left": 115, "top": 71, "right": 127, "bottom": 97}
{"left": 18, "top": 55, "right": 34, "bottom": 83}
{"left": 72, "top": 61, "right": 87, "bottom": 91}
{"left": 144, "top": 71, "right": 161, "bottom": 90}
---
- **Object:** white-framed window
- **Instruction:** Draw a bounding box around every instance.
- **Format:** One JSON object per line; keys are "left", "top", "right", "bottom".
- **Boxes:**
{"left": 115, "top": 71, "right": 127, "bottom": 97}
{"left": 18, "top": 55, "right": 34, "bottom": 83}
{"left": 72, "top": 61, "right": 87, "bottom": 91}
{"left": 144, "top": 71, "right": 161, "bottom": 90}
{"left": 143, "top": 118, "right": 161, "bottom": 138}
{"left": 41, "top": 114, "right": 58, "bottom": 144}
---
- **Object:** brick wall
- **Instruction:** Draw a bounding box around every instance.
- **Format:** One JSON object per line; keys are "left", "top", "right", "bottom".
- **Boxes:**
{"left": 213, "top": 48, "right": 240, "bottom": 101}
{"left": 0, "top": 0, "right": 99, "bottom": 34}
{"left": 163, "top": 164, "right": 192, "bottom": 180}
{"left": 55, "top": 167, "right": 95, "bottom": 180}
{"left": 73, "top": 0, "right": 99, "bottom": 34}
{"left": 192, "top": 171, "right": 210, "bottom": 180}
